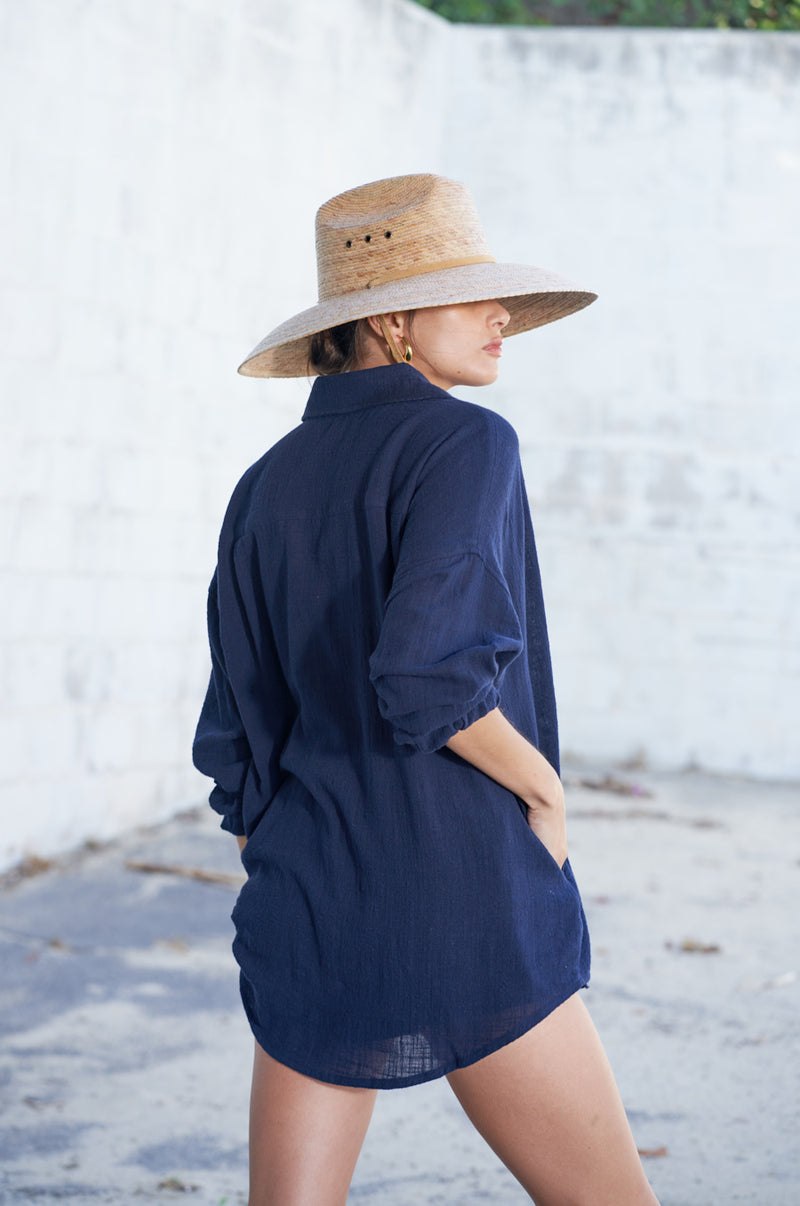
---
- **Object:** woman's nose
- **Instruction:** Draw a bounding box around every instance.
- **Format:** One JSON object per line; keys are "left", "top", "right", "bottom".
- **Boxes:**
{"left": 492, "top": 303, "right": 511, "bottom": 330}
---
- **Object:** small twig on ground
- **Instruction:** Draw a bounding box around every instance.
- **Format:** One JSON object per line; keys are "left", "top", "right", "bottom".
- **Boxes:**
{"left": 575, "top": 774, "right": 654, "bottom": 798}
{"left": 157, "top": 1176, "right": 200, "bottom": 1193}
{"left": 666, "top": 937, "right": 722, "bottom": 955}
{"left": 569, "top": 805, "right": 723, "bottom": 829}
{"left": 570, "top": 806, "right": 671, "bottom": 822}
{"left": 125, "top": 860, "right": 245, "bottom": 887}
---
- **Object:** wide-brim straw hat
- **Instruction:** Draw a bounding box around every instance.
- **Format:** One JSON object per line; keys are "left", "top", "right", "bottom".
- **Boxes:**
{"left": 239, "top": 173, "right": 597, "bottom": 378}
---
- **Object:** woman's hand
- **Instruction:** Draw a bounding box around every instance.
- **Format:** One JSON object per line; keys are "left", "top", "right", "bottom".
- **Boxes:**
{"left": 446, "top": 709, "right": 569, "bottom": 867}
{"left": 522, "top": 780, "right": 568, "bottom": 869}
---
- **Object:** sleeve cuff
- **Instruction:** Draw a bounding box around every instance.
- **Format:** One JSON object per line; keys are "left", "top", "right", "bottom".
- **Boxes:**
{"left": 209, "top": 785, "right": 246, "bottom": 836}
{"left": 391, "top": 683, "right": 501, "bottom": 754}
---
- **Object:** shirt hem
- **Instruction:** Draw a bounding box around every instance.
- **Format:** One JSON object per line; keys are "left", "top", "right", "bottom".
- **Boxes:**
{"left": 243, "top": 979, "right": 590, "bottom": 1091}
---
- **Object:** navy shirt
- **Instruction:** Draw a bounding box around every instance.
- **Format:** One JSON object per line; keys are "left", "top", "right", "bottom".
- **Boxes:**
{"left": 193, "top": 363, "right": 590, "bottom": 1088}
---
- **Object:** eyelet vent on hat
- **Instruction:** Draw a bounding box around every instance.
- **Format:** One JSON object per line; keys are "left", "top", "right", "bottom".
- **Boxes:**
{"left": 315, "top": 174, "right": 494, "bottom": 302}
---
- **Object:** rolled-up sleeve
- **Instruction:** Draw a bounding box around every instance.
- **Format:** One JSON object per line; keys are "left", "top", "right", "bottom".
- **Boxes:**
{"left": 369, "top": 550, "right": 523, "bottom": 752}
{"left": 369, "top": 404, "right": 528, "bottom": 753}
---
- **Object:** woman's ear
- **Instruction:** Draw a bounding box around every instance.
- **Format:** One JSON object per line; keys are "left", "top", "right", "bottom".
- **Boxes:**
{"left": 368, "top": 312, "right": 408, "bottom": 365}
{"left": 365, "top": 312, "right": 407, "bottom": 339}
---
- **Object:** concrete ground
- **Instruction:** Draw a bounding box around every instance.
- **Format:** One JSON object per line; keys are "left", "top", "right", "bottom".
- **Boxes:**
{"left": 0, "top": 768, "right": 797, "bottom": 1205}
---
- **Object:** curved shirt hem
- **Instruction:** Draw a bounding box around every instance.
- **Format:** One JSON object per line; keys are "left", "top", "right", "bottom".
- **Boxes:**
{"left": 244, "top": 978, "right": 590, "bottom": 1092}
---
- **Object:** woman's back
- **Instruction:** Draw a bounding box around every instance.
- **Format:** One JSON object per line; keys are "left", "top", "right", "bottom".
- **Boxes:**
{"left": 195, "top": 363, "right": 588, "bottom": 1089}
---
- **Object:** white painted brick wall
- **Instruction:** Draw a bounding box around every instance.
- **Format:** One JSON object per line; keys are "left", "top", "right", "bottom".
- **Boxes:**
{"left": 1, "top": 4, "right": 797, "bottom": 869}
{"left": 448, "top": 29, "right": 800, "bottom": 779}
{"left": 0, "top": 0, "right": 450, "bottom": 869}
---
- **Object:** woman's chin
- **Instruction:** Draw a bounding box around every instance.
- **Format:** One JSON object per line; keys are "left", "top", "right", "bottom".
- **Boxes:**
{"left": 465, "top": 363, "right": 501, "bottom": 389}
{"left": 419, "top": 361, "right": 500, "bottom": 391}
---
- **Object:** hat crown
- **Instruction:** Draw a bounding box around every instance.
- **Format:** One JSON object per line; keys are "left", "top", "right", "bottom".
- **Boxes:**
{"left": 315, "top": 174, "right": 493, "bottom": 303}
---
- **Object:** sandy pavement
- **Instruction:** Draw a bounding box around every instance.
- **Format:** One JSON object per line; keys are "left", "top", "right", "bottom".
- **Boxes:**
{"left": 1, "top": 768, "right": 797, "bottom": 1204}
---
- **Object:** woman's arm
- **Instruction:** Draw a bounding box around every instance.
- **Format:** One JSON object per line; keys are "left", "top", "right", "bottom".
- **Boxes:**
{"left": 236, "top": 835, "right": 247, "bottom": 854}
{"left": 446, "top": 708, "right": 567, "bottom": 867}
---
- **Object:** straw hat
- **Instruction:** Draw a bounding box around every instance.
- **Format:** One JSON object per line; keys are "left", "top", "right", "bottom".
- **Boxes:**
{"left": 239, "top": 174, "right": 597, "bottom": 378}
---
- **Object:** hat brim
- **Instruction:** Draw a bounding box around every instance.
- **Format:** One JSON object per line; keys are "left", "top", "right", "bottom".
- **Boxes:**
{"left": 238, "top": 262, "right": 597, "bottom": 378}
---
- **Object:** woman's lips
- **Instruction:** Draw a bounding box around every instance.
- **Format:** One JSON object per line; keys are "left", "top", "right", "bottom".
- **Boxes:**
{"left": 483, "top": 340, "right": 503, "bottom": 357}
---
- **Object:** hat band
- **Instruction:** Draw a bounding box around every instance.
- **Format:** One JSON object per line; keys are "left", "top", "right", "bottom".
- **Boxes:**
{"left": 366, "top": 254, "right": 496, "bottom": 289}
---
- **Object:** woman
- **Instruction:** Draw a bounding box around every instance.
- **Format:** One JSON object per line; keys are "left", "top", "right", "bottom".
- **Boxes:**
{"left": 194, "top": 174, "right": 659, "bottom": 1205}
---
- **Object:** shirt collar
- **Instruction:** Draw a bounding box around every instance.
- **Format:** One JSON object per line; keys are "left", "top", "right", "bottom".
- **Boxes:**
{"left": 302, "top": 363, "right": 453, "bottom": 420}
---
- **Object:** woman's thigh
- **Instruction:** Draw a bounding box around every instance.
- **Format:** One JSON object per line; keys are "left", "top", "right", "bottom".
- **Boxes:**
{"left": 248, "top": 1042, "right": 377, "bottom": 1206}
{"left": 447, "top": 994, "right": 660, "bottom": 1206}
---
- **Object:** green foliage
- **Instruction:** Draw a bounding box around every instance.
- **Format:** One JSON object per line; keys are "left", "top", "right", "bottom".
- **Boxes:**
{"left": 413, "top": 0, "right": 800, "bottom": 27}
{"left": 564, "top": 0, "right": 800, "bottom": 27}
{"left": 414, "top": 0, "right": 539, "bottom": 20}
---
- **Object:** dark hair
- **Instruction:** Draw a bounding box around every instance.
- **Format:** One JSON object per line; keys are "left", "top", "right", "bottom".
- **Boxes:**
{"left": 309, "top": 320, "right": 365, "bottom": 375}
{"left": 309, "top": 312, "right": 416, "bottom": 375}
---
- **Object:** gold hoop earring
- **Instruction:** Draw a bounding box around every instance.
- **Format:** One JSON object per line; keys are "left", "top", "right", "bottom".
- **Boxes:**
{"left": 401, "top": 339, "right": 413, "bottom": 364}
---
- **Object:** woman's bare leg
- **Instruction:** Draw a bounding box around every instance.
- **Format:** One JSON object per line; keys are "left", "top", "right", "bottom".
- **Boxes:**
{"left": 248, "top": 1042, "right": 377, "bottom": 1206}
{"left": 447, "top": 994, "right": 660, "bottom": 1206}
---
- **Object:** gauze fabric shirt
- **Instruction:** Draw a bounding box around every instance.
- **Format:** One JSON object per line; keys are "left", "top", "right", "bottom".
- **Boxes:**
{"left": 193, "top": 363, "right": 590, "bottom": 1088}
